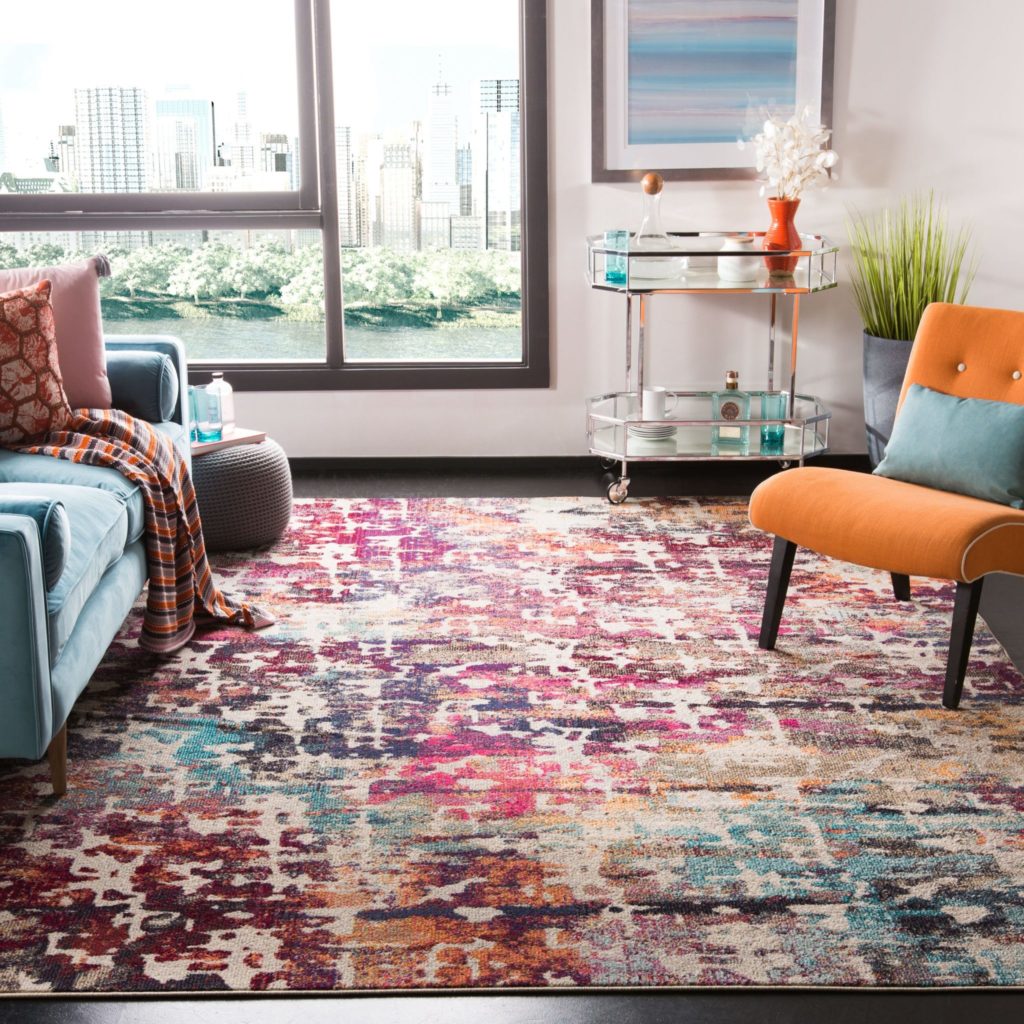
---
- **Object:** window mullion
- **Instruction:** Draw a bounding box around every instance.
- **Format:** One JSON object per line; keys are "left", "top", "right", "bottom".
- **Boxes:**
{"left": 294, "top": 0, "right": 321, "bottom": 212}
{"left": 311, "top": 0, "right": 345, "bottom": 369}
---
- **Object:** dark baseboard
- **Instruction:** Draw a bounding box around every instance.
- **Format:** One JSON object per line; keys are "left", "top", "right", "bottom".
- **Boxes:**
{"left": 287, "top": 454, "right": 871, "bottom": 499}
{"left": 288, "top": 453, "right": 871, "bottom": 474}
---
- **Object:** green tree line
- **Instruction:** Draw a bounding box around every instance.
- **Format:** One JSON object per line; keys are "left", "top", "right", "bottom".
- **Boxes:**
{"left": 0, "top": 240, "right": 521, "bottom": 320}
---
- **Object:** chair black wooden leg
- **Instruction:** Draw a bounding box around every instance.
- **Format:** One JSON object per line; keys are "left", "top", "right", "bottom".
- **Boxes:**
{"left": 943, "top": 578, "right": 985, "bottom": 710}
{"left": 759, "top": 537, "right": 797, "bottom": 651}
{"left": 891, "top": 573, "right": 911, "bottom": 601}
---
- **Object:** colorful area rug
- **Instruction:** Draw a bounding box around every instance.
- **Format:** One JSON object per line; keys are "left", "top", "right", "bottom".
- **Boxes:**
{"left": 2, "top": 497, "right": 1023, "bottom": 992}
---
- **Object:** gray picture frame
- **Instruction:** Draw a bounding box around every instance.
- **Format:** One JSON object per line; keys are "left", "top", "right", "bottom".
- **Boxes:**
{"left": 591, "top": 0, "right": 836, "bottom": 183}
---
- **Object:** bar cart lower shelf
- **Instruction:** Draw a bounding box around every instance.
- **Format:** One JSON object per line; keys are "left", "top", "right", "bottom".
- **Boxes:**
{"left": 588, "top": 390, "right": 831, "bottom": 503}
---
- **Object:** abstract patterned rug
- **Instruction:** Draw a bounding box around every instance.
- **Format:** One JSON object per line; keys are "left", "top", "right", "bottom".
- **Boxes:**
{"left": 1, "top": 497, "right": 1023, "bottom": 993}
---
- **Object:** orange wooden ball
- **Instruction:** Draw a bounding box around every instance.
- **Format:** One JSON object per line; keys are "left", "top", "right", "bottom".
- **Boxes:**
{"left": 641, "top": 172, "right": 664, "bottom": 195}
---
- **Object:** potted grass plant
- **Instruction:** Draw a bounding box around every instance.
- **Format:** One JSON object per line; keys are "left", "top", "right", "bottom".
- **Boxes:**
{"left": 848, "top": 192, "right": 977, "bottom": 466}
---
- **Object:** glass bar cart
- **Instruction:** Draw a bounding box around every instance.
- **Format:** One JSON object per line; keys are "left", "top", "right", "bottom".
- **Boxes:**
{"left": 586, "top": 231, "right": 839, "bottom": 503}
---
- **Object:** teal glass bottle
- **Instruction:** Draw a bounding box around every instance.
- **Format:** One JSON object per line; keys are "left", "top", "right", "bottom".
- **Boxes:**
{"left": 711, "top": 370, "right": 750, "bottom": 453}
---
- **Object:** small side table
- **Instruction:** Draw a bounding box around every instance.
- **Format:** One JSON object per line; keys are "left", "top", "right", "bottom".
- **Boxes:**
{"left": 191, "top": 435, "right": 293, "bottom": 551}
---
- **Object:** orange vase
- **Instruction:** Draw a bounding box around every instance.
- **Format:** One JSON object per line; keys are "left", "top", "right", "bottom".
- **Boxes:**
{"left": 762, "top": 197, "right": 801, "bottom": 276}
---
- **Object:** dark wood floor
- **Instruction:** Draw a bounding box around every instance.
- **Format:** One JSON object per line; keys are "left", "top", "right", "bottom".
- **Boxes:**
{"left": 3, "top": 991, "right": 1024, "bottom": 1024}
{"left": 288, "top": 453, "right": 826, "bottom": 499}
{"left": 4, "top": 458, "right": 1022, "bottom": 1023}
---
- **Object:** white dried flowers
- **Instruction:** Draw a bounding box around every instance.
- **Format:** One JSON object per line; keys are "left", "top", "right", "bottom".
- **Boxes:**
{"left": 749, "top": 107, "right": 838, "bottom": 200}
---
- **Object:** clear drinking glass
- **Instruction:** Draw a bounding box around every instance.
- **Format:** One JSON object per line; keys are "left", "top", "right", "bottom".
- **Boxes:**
{"left": 187, "top": 385, "right": 200, "bottom": 443}
{"left": 760, "top": 391, "right": 788, "bottom": 453}
{"left": 195, "top": 387, "right": 223, "bottom": 442}
{"left": 603, "top": 230, "right": 629, "bottom": 286}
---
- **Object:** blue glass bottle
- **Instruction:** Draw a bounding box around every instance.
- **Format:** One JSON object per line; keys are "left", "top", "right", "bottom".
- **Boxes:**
{"left": 711, "top": 370, "right": 750, "bottom": 454}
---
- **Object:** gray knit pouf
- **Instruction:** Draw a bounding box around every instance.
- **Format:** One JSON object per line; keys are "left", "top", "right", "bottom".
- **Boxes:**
{"left": 192, "top": 438, "right": 293, "bottom": 552}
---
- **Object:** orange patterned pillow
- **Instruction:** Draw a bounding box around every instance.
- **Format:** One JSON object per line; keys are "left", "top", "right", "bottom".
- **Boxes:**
{"left": 0, "top": 281, "right": 73, "bottom": 445}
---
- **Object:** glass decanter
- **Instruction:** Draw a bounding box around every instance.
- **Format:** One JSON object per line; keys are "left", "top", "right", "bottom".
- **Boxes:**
{"left": 630, "top": 172, "right": 684, "bottom": 280}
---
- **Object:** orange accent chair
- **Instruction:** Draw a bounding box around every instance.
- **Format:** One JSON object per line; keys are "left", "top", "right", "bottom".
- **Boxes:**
{"left": 749, "top": 303, "right": 1024, "bottom": 708}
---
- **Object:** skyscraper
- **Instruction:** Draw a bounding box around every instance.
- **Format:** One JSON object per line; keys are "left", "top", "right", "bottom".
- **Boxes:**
{"left": 380, "top": 142, "right": 416, "bottom": 251}
{"left": 451, "top": 144, "right": 481, "bottom": 249}
{"left": 361, "top": 135, "right": 384, "bottom": 247}
{"left": 457, "top": 144, "right": 473, "bottom": 216}
{"left": 155, "top": 98, "right": 215, "bottom": 191}
{"left": 74, "top": 87, "right": 149, "bottom": 192}
{"left": 291, "top": 134, "right": 302, "bottom": 192}
{"left": 421, "top": 74, "right": 461, "bottom": 251}
{"left": 74, "top": 87, "right": 150, "bottom": 249}
{"left": 230, "top": 92, "right": 255, "bottom": 172}
{"left": 335, "top": 127, "right": 359, "bottom": 247}
{"left": 54, "top": 126, "right": 79, "bottom": 188}
{"left": 260, "top": 133, "right": 292, "bottom": 176}
{"left": 422, "top": 77, "right": 460, "bottom": 214}
{"left": 476, "top": 78, "right": 521, "bottom": 252}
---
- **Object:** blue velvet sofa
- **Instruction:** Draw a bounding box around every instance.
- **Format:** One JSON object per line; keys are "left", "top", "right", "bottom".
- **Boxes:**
{"left": 0, "top": 335, "right": 189, "bottom": 794}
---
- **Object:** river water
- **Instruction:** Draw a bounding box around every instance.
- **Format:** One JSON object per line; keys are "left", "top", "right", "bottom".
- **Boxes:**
{"left": 105, "top": 317, "right": 523, "bottom": 363}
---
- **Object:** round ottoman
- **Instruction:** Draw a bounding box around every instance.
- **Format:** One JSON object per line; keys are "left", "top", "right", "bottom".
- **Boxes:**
{"left": 192, "top": 438, "right": 293, "bottom": 551}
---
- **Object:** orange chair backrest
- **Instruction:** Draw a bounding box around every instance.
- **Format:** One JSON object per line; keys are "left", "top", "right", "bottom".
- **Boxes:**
{"left": 899, "top": 302, "right": 1024, "bottom": 411}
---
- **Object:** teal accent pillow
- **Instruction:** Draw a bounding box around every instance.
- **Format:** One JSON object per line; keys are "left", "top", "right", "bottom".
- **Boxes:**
{"left": 874, "top": 383, "right": 1024, "bottom": 508}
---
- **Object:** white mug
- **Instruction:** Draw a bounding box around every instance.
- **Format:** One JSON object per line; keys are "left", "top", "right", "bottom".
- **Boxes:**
{"left": 641, "top": 386, "right": 678, "bottom": 420}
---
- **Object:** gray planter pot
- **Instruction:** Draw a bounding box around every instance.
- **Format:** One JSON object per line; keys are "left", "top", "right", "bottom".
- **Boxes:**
{"left": 862, "top": 331, "right": 915, "bottom": 468}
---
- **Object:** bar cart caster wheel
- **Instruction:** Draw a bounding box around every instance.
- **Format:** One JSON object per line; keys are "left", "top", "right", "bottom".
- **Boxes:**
{"left": 607, "top": 479, "right": 629, "bottom": 504}
{"left": 778, "top": 460, "right": 793, "bottom": 470}
{"left": 599, "top": 456, "right": 618, "bottom": 471}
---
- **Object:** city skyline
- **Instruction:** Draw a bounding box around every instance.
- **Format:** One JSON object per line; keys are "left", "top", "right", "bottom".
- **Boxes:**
{"left": 0, "top": 0, "right": 297, "bottom": 172}
{"left": 0, "top": 0, "right": 518, "bottom": 177}
{"left": 0, "top": 1, "right": 522, "bottom": 258}
{"left": 1, "top": 71, "right": 522, "bottom": 258}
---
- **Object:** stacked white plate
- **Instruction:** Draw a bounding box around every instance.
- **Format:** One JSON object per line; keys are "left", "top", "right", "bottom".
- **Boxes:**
{"left": 627, "top": 422, "right": 677, "bottom": 439}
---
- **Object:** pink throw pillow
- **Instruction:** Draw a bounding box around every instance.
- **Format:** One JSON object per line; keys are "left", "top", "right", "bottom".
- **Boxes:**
{"left": 0, "top": 281, "right": 74, "bottom": 445}
{"left": 0, "top": 258, "right": 111, "bottom": 410}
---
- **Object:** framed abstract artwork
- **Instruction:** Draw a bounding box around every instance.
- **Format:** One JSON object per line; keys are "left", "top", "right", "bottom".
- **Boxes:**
{"left": 592, "top": 0, "right": 835, "bottom": 181}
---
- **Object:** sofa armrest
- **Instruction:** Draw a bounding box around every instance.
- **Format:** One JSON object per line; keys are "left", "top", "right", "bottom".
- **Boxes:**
{"left": 0, "top": 516, "right": 54, "bottom": 761}
{"left": 0, "top": 497, "right": 69, "bottom": 591}
{"left": 106, "top": 351, "right": 179, "bottom": 423}
{"left": 104, "top": 335, "right": 188, "bottom": 430}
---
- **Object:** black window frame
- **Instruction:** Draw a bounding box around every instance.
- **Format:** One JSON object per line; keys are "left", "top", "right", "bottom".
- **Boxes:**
{"left": 0, "top": 0, "right": 550, "bottom": 392}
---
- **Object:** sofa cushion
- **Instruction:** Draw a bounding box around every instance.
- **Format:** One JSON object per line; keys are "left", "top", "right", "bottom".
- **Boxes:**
{"left": 0, "top": 488, "right": 70, "bottom": 590}
{"left": 0, "top": 258, "right": 111, "bottom": 410}
{"left": 0, "top": 281, "right": 74, "bottom": 445}
{"left": 43, "top": 484, "right": 130, "bottom": 667}
{"left": 0, "top": 450, "right": 145, "bottom": 544}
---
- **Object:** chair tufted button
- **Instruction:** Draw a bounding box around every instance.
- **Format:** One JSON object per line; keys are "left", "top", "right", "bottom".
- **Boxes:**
{"left": 1014, "top": 370, "right": 1022, "bottom": 381}
{"left": 956, "top": 362, "right": 967, "bottom": 372}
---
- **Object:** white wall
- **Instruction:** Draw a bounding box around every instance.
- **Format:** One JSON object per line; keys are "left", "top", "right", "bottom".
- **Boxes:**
{"left": 238, "top": 0, "right": 1024, "bottom": 458}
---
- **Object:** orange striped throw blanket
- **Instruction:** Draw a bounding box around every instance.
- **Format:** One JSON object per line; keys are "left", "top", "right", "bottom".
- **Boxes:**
{"left": 19, "top": 409, "right": 274, "bottom": 653}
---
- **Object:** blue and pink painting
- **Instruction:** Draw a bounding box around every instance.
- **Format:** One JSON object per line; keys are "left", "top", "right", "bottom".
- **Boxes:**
{"left": 627, "top": 0, "right": 798, "bottom": 145}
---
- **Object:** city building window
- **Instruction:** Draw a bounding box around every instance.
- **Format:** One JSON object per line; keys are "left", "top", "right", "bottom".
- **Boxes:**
{"left": 0, "top": 0, "right": 548, "bottom": 390}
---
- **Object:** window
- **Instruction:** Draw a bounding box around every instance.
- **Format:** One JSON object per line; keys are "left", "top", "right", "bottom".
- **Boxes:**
{"left": 0, "top": 0, "right": 549, "bottom": 390}
{"left": 330, "top": 2, "right": 523, "bottom": 365}
{"left": 0, "top": 1, "right": 310, "bottom": 204}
